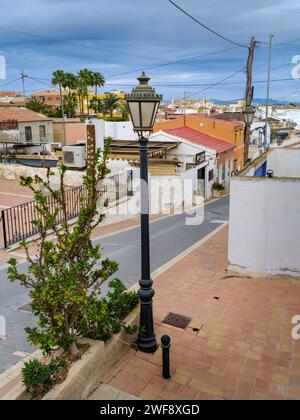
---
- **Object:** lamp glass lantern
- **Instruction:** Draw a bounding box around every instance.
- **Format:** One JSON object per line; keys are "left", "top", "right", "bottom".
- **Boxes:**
{"left": 126, "top": 72, "right": 162, "bottom": 133}
{"left": 243, "top": 105, "right": 255, "bottom": 125}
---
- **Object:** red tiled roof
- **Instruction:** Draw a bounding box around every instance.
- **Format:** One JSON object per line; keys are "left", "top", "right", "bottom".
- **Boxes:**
{"left": 163, "top": 127, "right": 235, "bottom": 153}
{"left": 0, "top": 107, "right": 51, "bottom": 122}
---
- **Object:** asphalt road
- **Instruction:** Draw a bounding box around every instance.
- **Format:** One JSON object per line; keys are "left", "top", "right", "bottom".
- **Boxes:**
{"left": 0, "top": 195, "right": 229, "bottom": 374}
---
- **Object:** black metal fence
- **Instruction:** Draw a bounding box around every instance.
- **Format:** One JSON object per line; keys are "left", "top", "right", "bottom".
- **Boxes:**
{"left": 1, "top": 170, "right": 134, "bottom": 248}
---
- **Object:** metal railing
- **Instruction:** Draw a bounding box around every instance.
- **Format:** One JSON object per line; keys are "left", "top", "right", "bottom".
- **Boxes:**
{"left": 1, "top": 170, "right": 134, "bottom": 248}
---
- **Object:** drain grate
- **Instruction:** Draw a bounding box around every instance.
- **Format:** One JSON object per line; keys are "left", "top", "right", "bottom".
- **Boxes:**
{"left": 162, "top": 312, "right": 191, "bottom": 329}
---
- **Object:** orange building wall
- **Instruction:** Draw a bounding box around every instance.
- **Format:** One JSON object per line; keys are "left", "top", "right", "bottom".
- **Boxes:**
{"left": 53, "top": 121, "right": 86, "bottom": 145}
{"left": 154, "top": 115, "right": 245, "bottom": 169}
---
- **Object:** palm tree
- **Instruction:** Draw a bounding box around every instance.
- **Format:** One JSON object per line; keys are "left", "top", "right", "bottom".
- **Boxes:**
{"left": 78, "top": 69, "right": 94, "bottom": 118}
{"left": 64, "top": 72, "right": 78, "bottom": 93}
{"left": 52, "top": 70, "right": 66, "bottom": 118}
{"left": 90, "top": 97, "right": 104, "bottom": 116}
{"left": 92, "top": 72, "right": 105, "bottom": 97}
{"left": 118, "top": 100, "right": 130, "bottom": 120}
{"left": 26, "top": 98, "right": 47, "bottom": 114}
{"left": 63, "top": 92, "right": 78, "bottom": 118}
{"left": 102, "top": 92, "right": 119, "bottom": 119}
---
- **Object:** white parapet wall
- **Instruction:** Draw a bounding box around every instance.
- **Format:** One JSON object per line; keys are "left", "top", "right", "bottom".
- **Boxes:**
{"left": 228, "top": 176, "right": 300, "bottom": 277}
{"left": 267, "top": 148, "right": 300, "bottom": 178}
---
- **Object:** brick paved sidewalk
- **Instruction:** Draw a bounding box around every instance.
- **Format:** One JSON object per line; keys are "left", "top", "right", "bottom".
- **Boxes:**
{"left": 94, "top": 226, "right": 300, "bottom": 401}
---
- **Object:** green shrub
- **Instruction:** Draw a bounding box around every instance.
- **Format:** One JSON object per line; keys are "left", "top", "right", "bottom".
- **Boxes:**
{"left": 212, "top": 182, "right": 225, "bottom": 191}
{"left": 107, "top": 279, "right": 140, "bottom": 319}
{"left": 7, "top": 143, "right": 118, "bottom": 359}
{"left": 76, "top": 279, "right": 139, "bottom": 341}
{"left": 22, "top": 358, "right": 68, "bottom": 399}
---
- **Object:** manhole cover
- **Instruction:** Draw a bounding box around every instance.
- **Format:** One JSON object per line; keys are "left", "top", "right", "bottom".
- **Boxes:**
{"left": 18, "top": 303, "right": 31, "bottom": 313}
{"left": 162, "top": 312, "right": 191, "bottom": 329}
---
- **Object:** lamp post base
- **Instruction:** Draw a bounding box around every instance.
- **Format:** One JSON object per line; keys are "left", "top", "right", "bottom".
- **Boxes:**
{"left": 137, "top": 338, "right": 158, "bottom": 353}
{"left": 137, "top": 282, "right": 158, "bottom": 353}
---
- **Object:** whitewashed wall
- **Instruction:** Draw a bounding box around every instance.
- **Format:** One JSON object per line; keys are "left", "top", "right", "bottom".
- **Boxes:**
{"left": 184, "top": 158, "right": 215, "bottom": 198}
{"left": 267, "top": 148, "right": 300, "bottom": 178}
{"left": 149, "top": 176, "right": 193, "bottom": 213}
{"left": 228, "top": 177, "right": 300, "bottom": 277}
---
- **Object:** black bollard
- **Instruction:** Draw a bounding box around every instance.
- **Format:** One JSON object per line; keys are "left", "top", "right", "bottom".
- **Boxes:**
{"left": 161, "top": 335, "right": 171, "bottom": 379}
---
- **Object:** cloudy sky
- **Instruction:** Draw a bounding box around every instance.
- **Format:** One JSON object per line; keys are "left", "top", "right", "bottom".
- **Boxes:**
{"left": 1, "top": 0, "right": 300, "bottom": 101}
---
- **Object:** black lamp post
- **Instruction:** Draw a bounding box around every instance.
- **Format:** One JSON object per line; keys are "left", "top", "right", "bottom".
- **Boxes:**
{"left": 126, "top": 72, "right": 162, "bottom": 353}
{"left": 242, "top": 105, "right": 256, "bottom": 165}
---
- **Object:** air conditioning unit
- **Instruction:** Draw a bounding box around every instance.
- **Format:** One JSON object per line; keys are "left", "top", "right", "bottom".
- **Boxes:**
{"left": 62, "top": 144, "right": 86, "bottom": 169}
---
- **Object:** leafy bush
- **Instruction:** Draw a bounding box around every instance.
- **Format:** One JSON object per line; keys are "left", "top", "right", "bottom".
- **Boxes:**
{"left": 22, "top": 358, "right": 68, "bottom": 400}
{"left": 7, "top": 144, "right": 119, "bottom": 359}
{"left": 212, "top": 182, "right": 225, "bottom": 191}
{"left": 76, "top": 279, "right": 139, "bottom": 341}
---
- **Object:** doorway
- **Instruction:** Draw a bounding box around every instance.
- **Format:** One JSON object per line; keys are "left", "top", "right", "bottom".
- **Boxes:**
{"left": 197, "top": 167, "right": 206, "bottom": 197}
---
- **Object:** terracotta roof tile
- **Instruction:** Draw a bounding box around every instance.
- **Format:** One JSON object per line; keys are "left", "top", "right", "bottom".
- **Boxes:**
{"left": 0, "top": 107, "right": 51, "bottom": 122}
{"left": 163, "top": 126, "right": 235, "bottom": 153}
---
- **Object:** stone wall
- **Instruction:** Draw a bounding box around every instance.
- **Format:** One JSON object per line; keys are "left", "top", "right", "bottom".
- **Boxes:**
{"left": 0, "top": 163, "right": 84, "bottom": 187}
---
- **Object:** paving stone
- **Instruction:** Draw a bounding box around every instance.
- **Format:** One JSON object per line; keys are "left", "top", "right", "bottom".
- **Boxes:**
{"left": 88, "top": 384, "right": 140, "bottom": 401}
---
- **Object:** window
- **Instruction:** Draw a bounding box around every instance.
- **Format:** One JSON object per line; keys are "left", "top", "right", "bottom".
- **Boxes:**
{"left": 25, "top": 126, "right": 32, "bottom": 143}
{"left": 208, "top": 169, "right": 214, "bottom": 182}
{"left": 39, "top": 125, "right": 46, "bottom": 139}
{"left": 195, "top": 152, "right": 205, "bottom": 166}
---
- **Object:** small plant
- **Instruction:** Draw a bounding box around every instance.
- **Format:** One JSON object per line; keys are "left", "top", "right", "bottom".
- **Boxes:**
{"left": 212, "top": 181, "right": 225, "bottom": 191}
{"left": 22, "top": 358, "right": 68, "bottom": 400}
{"left": 76, "top": 279, "right": 139, "bottom": 341}
{"left": 107, "top": 279, "right": 140, "bottom": 319}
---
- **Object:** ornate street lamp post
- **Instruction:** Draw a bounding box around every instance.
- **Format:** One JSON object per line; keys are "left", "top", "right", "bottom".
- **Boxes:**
{"left": 242, "top": 105, "right": 256, "bottom": 165}
{"left": 126, "top": 72, "right": 162, "bottom": 353}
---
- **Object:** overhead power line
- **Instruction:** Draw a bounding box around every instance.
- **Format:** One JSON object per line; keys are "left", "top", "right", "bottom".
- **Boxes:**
{"left": 184, "top": 66, "right": 247, "bottom": 99}
{"left": 0, "top": 77, "right": 22, "bottom": 89}
{"left": 107, "top": 46, "right": 242, "bottom": 79}
{"left": 167, "top": 0, "right": 248, "bottom": 49}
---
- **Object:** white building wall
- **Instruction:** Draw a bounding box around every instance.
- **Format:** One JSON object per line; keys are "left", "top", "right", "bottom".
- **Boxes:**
{"left": 184, "top": 158, "right": 215, "bottom": 198}
{"left": 267, "top": 148, "right": 300, "bottom": 178}
{"left": 86, "top": 120, "right": 137, "bottom": 149}
{"left": 149, "top": 176, "right": 193, "bottom": 213}
{"left": 105, "top": 121, "right": 137, "bottom": 141}
{"left": 228, "top": 177, "right": 300, "bottom": 277}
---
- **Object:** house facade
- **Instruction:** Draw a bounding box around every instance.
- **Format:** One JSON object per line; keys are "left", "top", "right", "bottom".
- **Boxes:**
{"left": 32, "top": 90, "right": 64, "bottom": 107}
{"left": 154, "top": 114, "right": 244, "bottom": 170}
{"left": 150, "top": 126, "right": 235, "bottom": 198}
{"left": 0, "top": 107, "right": 53, "bottom": 144}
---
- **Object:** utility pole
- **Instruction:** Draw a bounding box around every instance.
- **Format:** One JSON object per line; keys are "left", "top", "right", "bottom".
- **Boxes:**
{"left": 183, "top": 91, "right": 187, "bottom": 126}
{"left": 183, "top": 91, "right": 192, "bottom": 125}
{"left": 243, "top": 36, "right": 256, "bottom": 165}
{"left": 264, "top": 34, "right": 273, "bottom": 149}
{"left": 21, "top": 71, "right": 27, "bottom": 96}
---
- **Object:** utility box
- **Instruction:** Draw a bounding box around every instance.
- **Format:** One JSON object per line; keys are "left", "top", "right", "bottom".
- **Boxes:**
{"left": 62, "top": 144, "right": 86, "bottom": 169}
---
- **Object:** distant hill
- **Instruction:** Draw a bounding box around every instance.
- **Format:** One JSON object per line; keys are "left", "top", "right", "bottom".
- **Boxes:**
{"left": 211, "top": 98, "right": 300, "bottom": 106}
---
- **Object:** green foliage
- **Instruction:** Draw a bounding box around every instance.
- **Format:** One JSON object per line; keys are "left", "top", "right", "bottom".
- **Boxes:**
{"left": 7, "top": 143, "right": 119, "bottom": 358}
{"left": 212, "top": 181, "right": 225, "bottom": 191}
{"left": 102, "top": 92, "right": 120, "bottom": 118}
{"left": 26, "top": 99, "right": 47, "bottom": 114}
{"left": 103, "top": 117, "right": 128, "bottom": 122}
{"left": 22, "top": 358, "right": 68, "bottom": 399}
{"left": 76, "top": 279, "right": 139, "bottom": 342}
